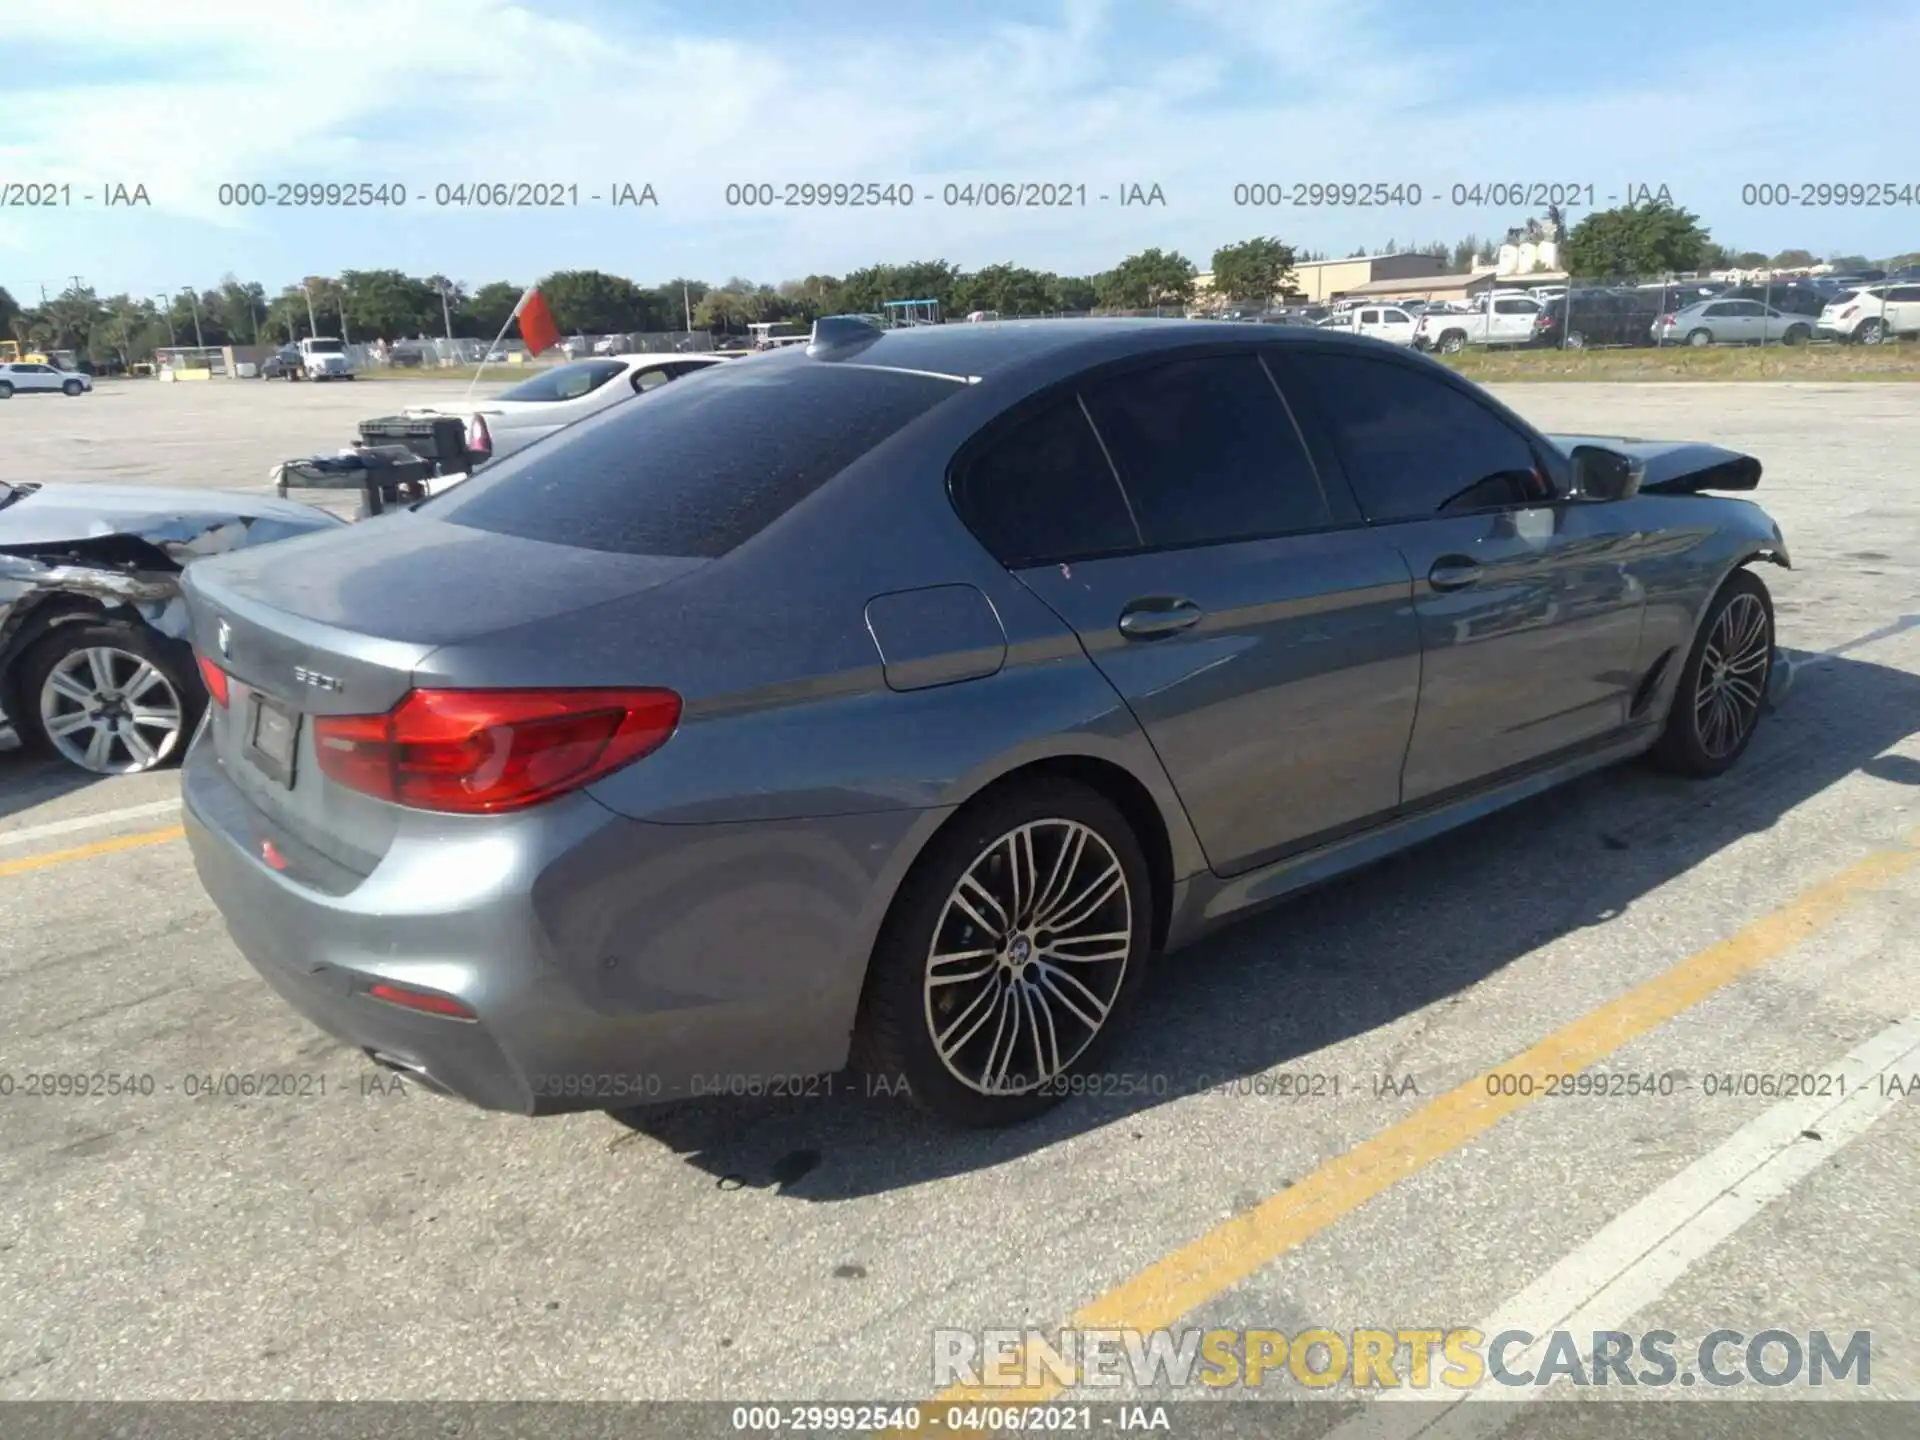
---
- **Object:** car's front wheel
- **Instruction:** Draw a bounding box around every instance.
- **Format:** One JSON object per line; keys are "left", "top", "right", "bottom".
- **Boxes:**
{"left": 1650, "top": 569, "right": 1774, "bottom": 779}
{"left": 20, "top": 621, "right": 204, "bottom": 775}
{"left": 1782, "top": 325, "right": 1810, "bottom": 346}
{"left": 859, "top": 780, "right": 1153, "bottom": 1127}
{"left": 0, "top": 381, "right": 13, "bottom": 399}
{"left": 62, "top": 379, "right": 84, "bottom": 395}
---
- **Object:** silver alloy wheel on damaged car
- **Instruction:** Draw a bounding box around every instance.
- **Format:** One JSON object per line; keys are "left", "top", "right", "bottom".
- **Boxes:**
{"left": 1857, "top": 319, "right": 1886, "bottom": 345}
{"left": 38, "top": 645, "right": 187, "bottom": 773}
{"left": 924, "top": 818, "right": 1133, "bottom": 1095}
{"left": 1693, "top": 591, "right": 1771, "bottom": 761}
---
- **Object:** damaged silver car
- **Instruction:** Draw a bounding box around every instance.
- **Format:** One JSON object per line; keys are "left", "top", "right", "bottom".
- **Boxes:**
{"left": 0, "top": 481, "right": 343, "bottom": 774}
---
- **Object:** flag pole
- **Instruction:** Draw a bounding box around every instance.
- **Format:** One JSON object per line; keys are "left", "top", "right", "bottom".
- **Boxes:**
{"left": 465, "top": 286, "right": 530, "bottom": 400}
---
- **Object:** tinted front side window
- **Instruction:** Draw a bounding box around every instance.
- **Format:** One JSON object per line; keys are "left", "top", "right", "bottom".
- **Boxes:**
{"left": 1274, "top": 354, "right": 1547, "bottom": 521}
{"left": 1082, "top": 354, "right": 1333, "bottom": 548}
{"left": 439, "top": 358, "right": 959, "bottom": 557}
{"left": 951, "top": 398, "right": 1138, "bottom": 568}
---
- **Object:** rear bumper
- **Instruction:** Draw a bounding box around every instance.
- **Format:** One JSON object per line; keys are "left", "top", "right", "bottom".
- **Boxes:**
{"left": 181, "top": 728, "right": 914, "bottom": 1115}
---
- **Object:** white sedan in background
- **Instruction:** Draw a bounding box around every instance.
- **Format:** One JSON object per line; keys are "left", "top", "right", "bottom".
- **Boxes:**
{"left": 405, "top": 354, "right": 726, "bottom": 466}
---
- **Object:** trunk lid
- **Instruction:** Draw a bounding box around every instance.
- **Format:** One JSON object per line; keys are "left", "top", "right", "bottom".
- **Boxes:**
{"left": 182, "top": 514, "right": 706, "bottom": 875}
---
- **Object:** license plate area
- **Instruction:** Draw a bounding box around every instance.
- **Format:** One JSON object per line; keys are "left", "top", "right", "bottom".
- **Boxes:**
{"left": 246, "top": 691, "right": 300, "bottom": 788}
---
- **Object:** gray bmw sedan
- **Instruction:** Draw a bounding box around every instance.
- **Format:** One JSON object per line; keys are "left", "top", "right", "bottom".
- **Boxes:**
{"left": 181, "top": 317, "right": 1791, "bottom": 1126}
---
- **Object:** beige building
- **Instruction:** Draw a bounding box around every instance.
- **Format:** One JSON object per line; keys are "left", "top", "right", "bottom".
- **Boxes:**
{"left": 1287, "top": 252, "right": 1450, "bottom": 303}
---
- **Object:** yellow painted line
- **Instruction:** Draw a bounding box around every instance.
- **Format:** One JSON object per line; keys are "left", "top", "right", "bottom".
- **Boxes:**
{"left": 914, "top": 832, "right": 1920, "bottom": 1424}
{"left": 0, "top": 825, "right": 186, "bottom": 878}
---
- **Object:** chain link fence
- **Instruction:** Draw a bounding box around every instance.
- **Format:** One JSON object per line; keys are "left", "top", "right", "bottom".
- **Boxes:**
{"left": 349, "top": 331, "right": 717, "bottom": 371}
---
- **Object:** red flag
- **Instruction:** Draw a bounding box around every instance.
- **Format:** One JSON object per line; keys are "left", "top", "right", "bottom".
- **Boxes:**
{"left": 516, "top": 287, "right": 561, "bottom": 357}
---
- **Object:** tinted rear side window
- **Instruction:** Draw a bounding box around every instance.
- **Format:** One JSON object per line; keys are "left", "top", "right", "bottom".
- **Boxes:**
{"left": 1273, "top": 353, "right": 1546, "bottom": 521}
{"left": 1082, "top": 354, "right": 1337, "bottom": 547}
{"left": 437, "top": 359, "right": 959, "bottom": 557}
{"left": 950, "top": 398, "right": 1139, "bottom": 567}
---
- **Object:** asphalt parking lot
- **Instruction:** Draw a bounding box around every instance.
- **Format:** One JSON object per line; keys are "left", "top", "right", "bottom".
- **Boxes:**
{"left": 2, "top": 377, "right": 1918, "bottom": 1422}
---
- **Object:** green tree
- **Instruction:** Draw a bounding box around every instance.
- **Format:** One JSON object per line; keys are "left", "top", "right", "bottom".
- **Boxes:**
{"left": 1733, "top": 251, "right": 1769, "bottom": 268}
{"left": 1095, "top": 248, "right": 1197, "bottom": 309}
{"left": 1825, "top": 254, "right": 1871, "bottom": 272}
{"left": 693, "top": 287, "right": 765, "bottom": 330}
{"left": 339, "top": 270, "right": 441, "bottom": 340}
{"left": 537, "top": 269, "right": 655, "bottom": 333}
{"left": 1043, "top": 274, "right": 1098, "bottom": 312}
{"left": 0, "top": 286, "right": 19, "bottom": 343}
{"left": 1561, "top": 200, "right": 1713, "bottom": 279}
{"left": 463, "top": 282, "right": 523, "bottom": 341}
{"left": 1209, "top": 237, "right": 1296, "bottom": 305}
{"left": 212, "top": 275, "right": 267, "bottom": 343}
{"left": 1769, "top": 248, "right": 1818, "bottom": 269}
{"left": 774, "top": 274, "right": 841, "bottom": 322}
{"left": 952, "top": 264, "right": 1052, "bottom": 315}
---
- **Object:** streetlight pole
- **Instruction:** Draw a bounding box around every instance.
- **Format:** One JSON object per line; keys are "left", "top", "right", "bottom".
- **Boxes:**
{"left": 303, "top": 282, "right": 318, "bottom": 339}
{"left": 683, "top": 281, "right": 692, "bottom": 333}
{"left": 158, "top": 295, "right": 177, "bottom": 347}
{"left": 438, "top": 281, "right": 454, "bottom": 341}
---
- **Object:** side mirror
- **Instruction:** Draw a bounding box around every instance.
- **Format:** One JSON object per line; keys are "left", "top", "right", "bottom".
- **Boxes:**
{"left": 1569, "top": 445, "right": 1643, "bottom": 503}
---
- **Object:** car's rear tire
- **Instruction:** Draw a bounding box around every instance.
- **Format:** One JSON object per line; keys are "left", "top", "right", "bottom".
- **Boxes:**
{"left": 1649, "top": 569, "right": 1774, "bottom": 779}
{"left": 1565, "top": 330, "right": 1587, "bottom": 349}
{"left": 858, "top": 779, "right": 1154, "bottom": 1127}
{"left": 1856, "top": 319, "right": 1886, "bottom": 346}
{"left": 0, "top": 381, "right": 13, "bottom": 399}
{"left": 1687, "top": 328, "right": 1713, "bottom": 347}
{"left": 1437, "top": 330, "right": 1466, "bottom": 355}
{"left": 1783, "top": 325, "right": 1810, "bottom": 346}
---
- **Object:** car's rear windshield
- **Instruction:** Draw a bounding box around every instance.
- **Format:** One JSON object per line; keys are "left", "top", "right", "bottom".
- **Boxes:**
{"left": 494, "top": 360, "right": 626, "bottom": 403}
{"left": 433, "top": 356, "right": 962, "bottom": 557}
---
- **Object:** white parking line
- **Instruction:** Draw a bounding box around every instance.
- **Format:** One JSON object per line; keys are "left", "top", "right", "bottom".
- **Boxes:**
{"left": 1327, "top": 1013, "right": 1920, "bottom": 1438}
{"left": 0, "top": 798, "right": 183, "bottom": 849}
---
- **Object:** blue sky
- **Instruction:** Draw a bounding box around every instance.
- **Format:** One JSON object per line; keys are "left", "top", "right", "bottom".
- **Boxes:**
{"left": 3, "top": 0, "right": 1915, "bottom": 300}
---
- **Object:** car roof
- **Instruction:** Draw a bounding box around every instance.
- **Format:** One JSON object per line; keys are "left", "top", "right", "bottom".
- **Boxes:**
{"left": 770, "top": 316, "right": 1409, "bottom": 382}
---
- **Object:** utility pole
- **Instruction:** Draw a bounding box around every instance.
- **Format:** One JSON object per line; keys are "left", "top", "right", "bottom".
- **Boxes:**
{"left": 683, "top": 281, "right": 693, "bottom": 333}
{"left": 339, "top": 296, "right": 350, "bottom": 345}
{"left": 438, "top": 281, "right": 454, "bottom": 341}
{"left": 303, "top": 282, "right": 318, "bottom": 338}
{"left": 159, "top": 295, "right": 177, "bottom": 347}
{"left": 183, "top": 287, "right": 205, "bottom": 348}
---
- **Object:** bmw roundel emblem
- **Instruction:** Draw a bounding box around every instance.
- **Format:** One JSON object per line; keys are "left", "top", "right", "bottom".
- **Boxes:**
{"left": 216, "top": 618, "right": 232, "bottom": 658}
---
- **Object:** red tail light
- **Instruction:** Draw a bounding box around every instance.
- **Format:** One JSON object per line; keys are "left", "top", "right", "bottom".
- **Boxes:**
{"left": 367, "top": 982, "right": 476, "bottom": 1020}
{"left": 467, "top": 413, "right": 492, "bottom": 460}
{"left": 197, "top": 653, "right": 230, "bottom": 707}
{"left": 312, "top": 687, "right": 682, "bottom": 813}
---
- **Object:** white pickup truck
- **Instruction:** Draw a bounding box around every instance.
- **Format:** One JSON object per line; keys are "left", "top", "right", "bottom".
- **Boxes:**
{"left": 1413, "top": 296, "right": 1547, "bottom": 354}
{"left": 1317, "top": 304, "right": 1419, "bottom": 346}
